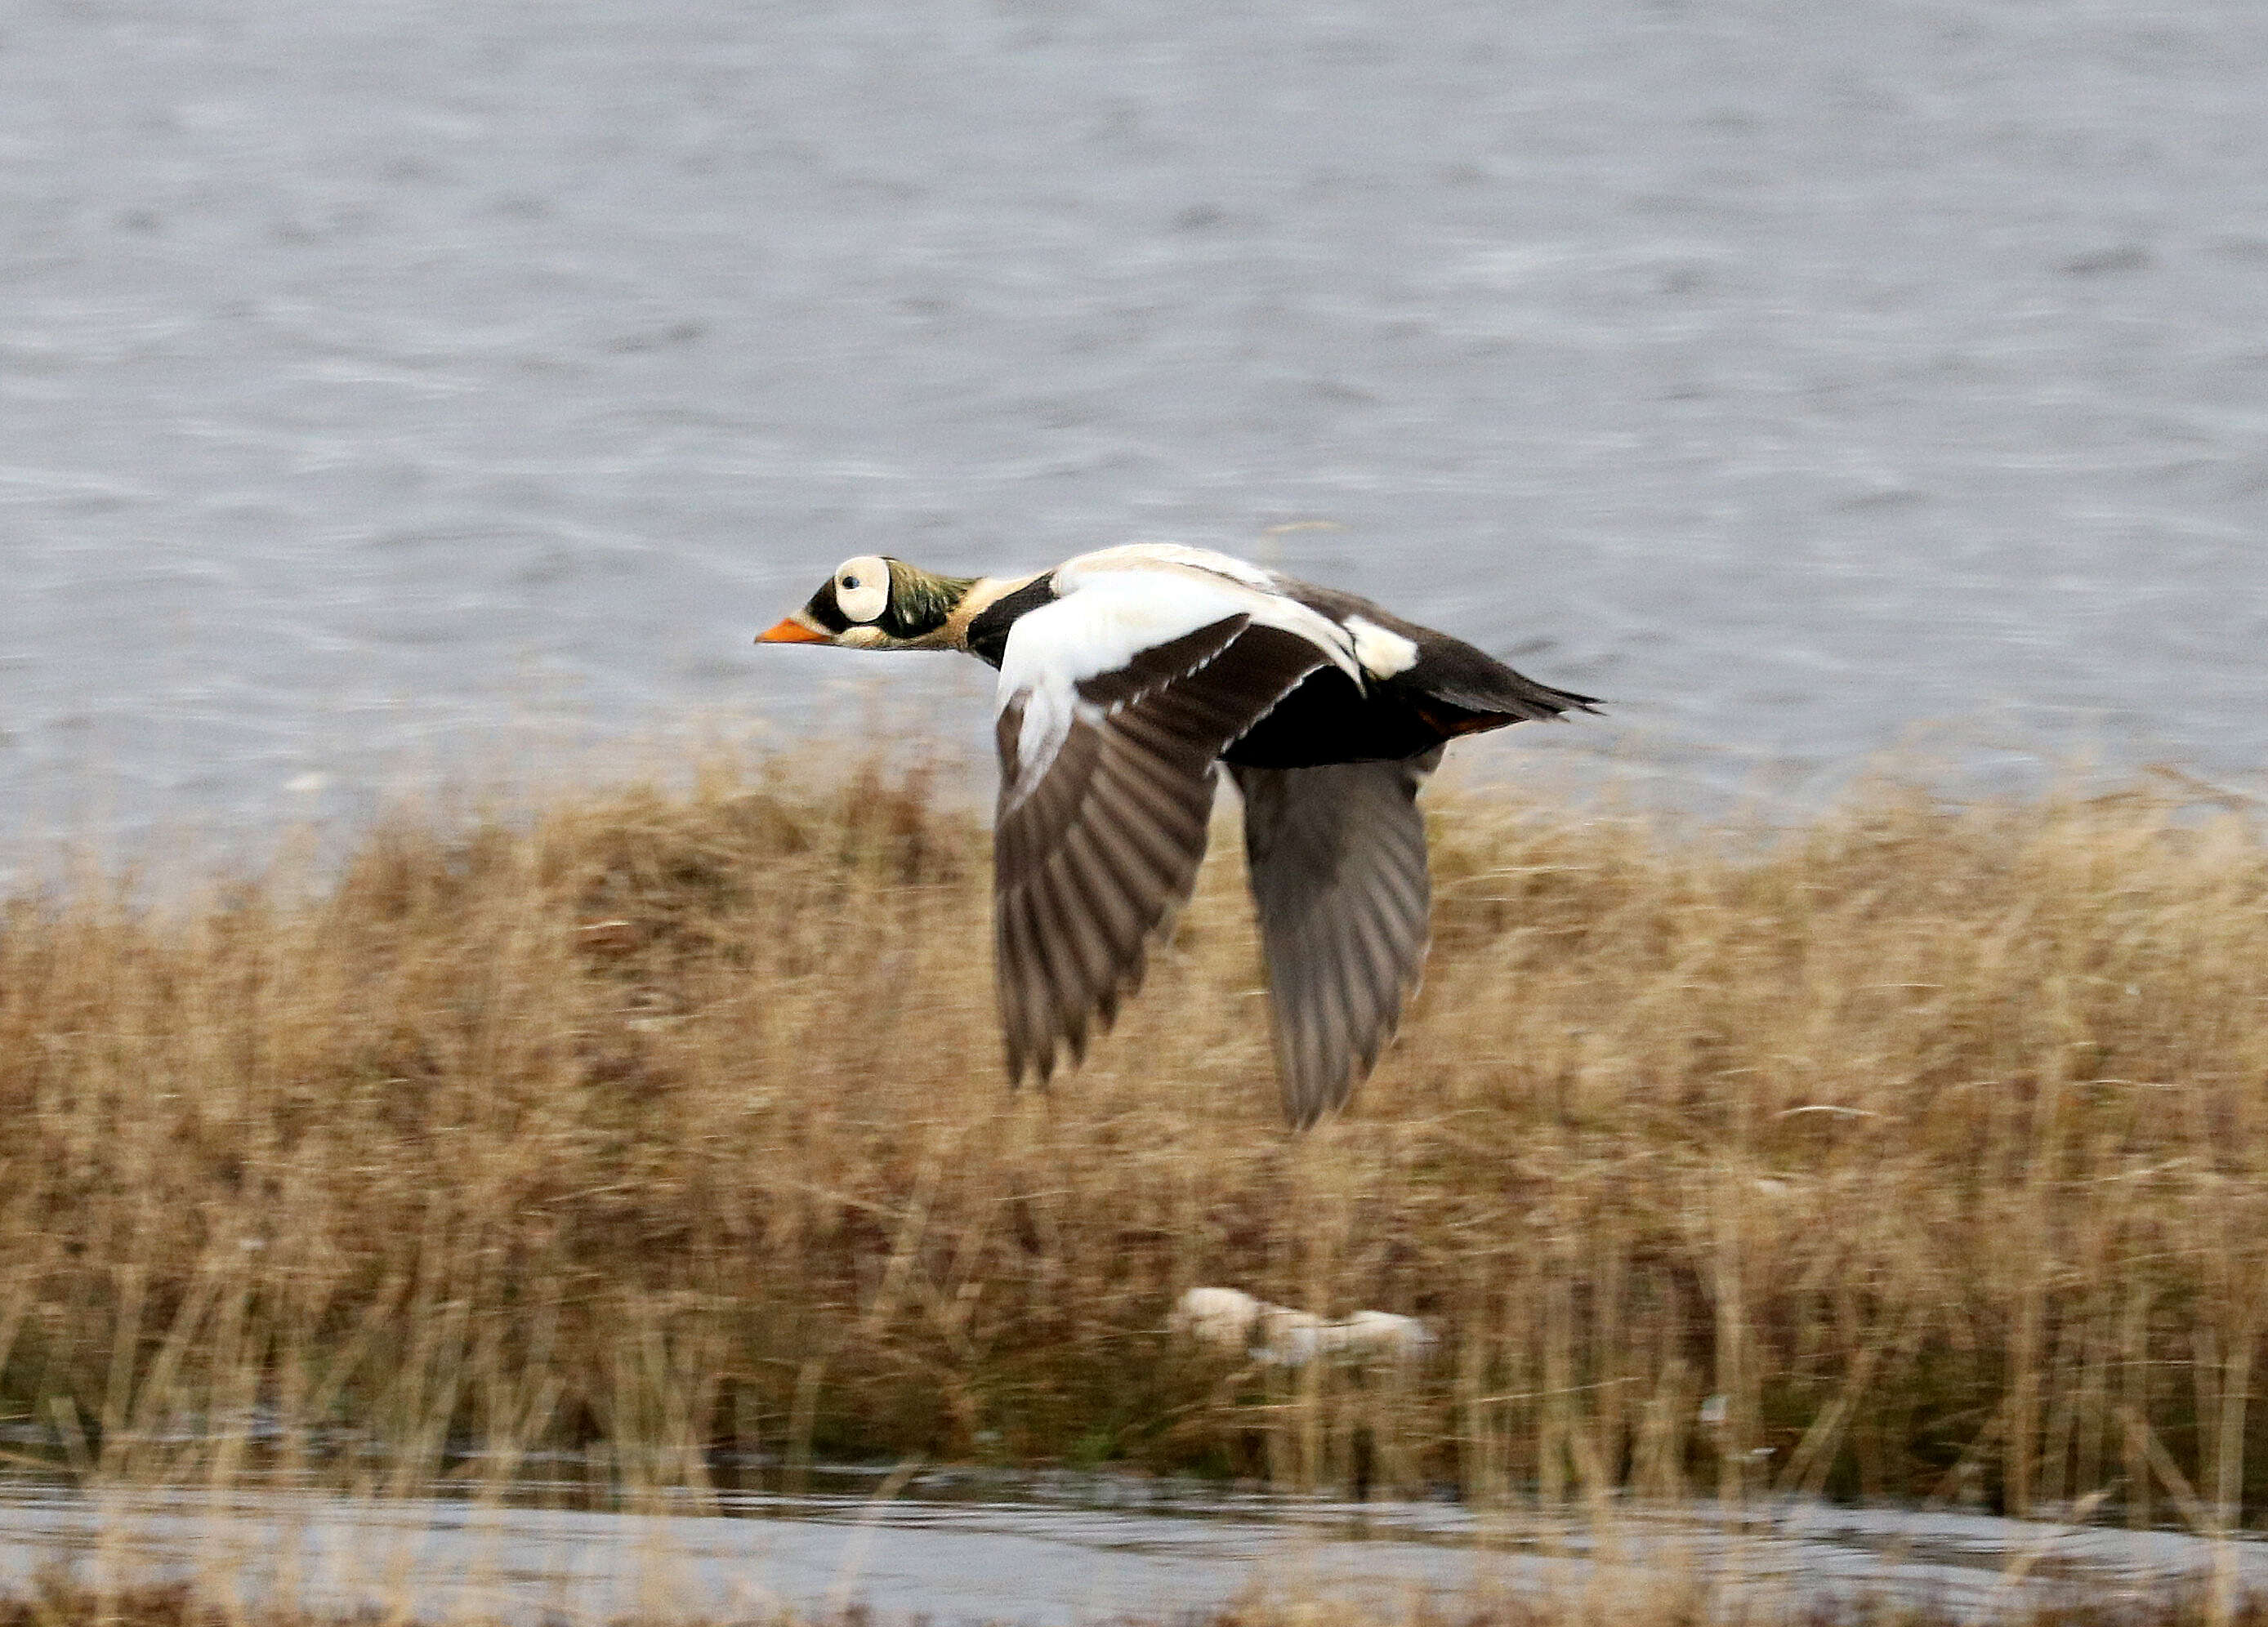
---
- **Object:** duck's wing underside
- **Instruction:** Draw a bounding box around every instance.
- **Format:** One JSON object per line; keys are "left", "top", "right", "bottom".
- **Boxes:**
{"left": 993, "top": 604, "right": 1328, "bottom": 1086}
{"left": 1230, "top": 752, "right": 1440, "bottom": 1128}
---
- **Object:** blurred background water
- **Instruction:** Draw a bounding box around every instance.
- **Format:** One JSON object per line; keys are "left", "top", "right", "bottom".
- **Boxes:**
{"left": 3, "top": 0, "right": 2266, "bottom": 850}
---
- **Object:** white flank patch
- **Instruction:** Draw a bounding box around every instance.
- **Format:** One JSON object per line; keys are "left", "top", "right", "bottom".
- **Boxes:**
{"left": 1346, "top": 614, "right": 1418, "bottom": 678}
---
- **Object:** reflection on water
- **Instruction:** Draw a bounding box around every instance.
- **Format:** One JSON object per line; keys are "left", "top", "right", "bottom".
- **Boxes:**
{"left": 2, "top": 1466, "right": 2264, "bottom": 1623}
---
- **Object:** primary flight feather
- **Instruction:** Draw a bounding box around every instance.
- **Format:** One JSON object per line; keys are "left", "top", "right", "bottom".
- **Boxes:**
{"left": 757, "top": 543, "right": 1597, "bottom": 1127}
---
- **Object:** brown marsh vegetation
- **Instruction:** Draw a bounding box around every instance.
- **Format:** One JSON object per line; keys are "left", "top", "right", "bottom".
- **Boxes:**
{"left": 3, "top": 747, "right": 2267, "bottom": 1526}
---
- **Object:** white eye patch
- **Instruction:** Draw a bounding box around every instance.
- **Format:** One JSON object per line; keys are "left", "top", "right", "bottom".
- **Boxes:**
{"left": 834, "top": 555, "right": 891, "bottom": 624}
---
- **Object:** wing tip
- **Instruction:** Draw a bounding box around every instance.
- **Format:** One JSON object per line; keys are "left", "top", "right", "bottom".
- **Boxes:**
{"left": 1000, "top": 986, "right": 1132, "bottom": 1093}
{"left": 1276, "top": 1072, "right": 1359, "bottom": 1131}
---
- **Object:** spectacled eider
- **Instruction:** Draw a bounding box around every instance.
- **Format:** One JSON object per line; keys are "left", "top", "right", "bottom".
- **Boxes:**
{"left": 758, "top": 542, "right": 1597, "bottom": 1127}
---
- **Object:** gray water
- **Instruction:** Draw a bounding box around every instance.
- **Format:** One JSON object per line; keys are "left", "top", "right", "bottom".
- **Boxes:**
{"left": 7, "top": 1470, "right": 2268, "bottom": 1624}
{"left": 5, "top": 0, "right": 2268, "bottom": 848}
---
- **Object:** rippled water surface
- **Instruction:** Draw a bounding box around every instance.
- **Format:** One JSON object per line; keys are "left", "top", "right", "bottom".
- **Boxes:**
{"left": 5, "top": 0, "right": 2267, "bottom": 846}
{"left": 5, "top": 1469, "right": 2268, "bottom": 1623}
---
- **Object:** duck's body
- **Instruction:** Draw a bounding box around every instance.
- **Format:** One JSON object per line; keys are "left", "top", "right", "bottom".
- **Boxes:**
{"left": 759, "top": 543, "right": 1596, "bottom": 1126}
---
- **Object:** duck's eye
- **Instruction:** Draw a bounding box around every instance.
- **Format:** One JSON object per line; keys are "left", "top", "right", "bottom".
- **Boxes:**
{"left": 833, "top": 557, "right": 891, "bottom": 624}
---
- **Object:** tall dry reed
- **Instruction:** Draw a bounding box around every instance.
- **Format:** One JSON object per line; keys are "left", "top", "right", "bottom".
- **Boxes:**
{"left": 2, "top": 749, "right": 2266, "bottom": 1520}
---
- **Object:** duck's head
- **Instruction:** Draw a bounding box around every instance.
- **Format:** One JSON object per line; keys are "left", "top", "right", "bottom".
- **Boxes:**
{"left": 757, "top": 556, "right": 980, "bottom": 651}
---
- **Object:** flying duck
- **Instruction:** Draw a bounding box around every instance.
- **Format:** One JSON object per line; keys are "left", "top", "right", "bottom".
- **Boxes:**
{"left": 758, "top": 544, "right": 1596, "bottom": 1127}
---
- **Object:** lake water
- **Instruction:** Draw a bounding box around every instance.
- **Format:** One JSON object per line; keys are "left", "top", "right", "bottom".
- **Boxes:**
{"left": 5, "top": 1469, "right": 2267, "bottom": 1624}
{"left": 4, "top": 0, "right": 2267, "bottom": 849}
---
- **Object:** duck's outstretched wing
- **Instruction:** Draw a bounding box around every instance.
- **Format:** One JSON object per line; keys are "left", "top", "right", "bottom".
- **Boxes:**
{"left": 1230, "top": 751, "right": 1439, "bottom": 1127}
{"left": 993, "top": 579, "right": 1333, "bottom": 1086}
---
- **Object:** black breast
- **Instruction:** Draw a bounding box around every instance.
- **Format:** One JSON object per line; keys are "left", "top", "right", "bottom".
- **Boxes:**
{"left": 964, "top": 575, "right": 1057, "bottom": 669}
{"left": 1223, "top": 666, "right": 1464, "bottom": 769}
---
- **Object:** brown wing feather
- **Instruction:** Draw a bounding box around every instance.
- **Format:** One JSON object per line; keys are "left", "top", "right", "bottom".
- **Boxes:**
{"left": 1230, "top": 751, "right": 1439, "bottom": 1127}
{"left": 993, "top": 621, "right": 1326, "bottom": 1085}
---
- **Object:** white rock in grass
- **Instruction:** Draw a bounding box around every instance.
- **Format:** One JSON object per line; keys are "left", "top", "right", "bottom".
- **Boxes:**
{"left": 1170, "top": 1287, "right": 1435, "bottom": 1368}
{"left": 1332, "top": 1308, "right": 1439, "bottom": 1364}
{"left": 1262, "top": 1308, "right": 1435, "bottom": 1366}
{"left": 1168, "top": 1286, "right": 1268, "bottom": 1351}
{"left": 1253, "top": 1305, "right": 1328, "bottom": 1364}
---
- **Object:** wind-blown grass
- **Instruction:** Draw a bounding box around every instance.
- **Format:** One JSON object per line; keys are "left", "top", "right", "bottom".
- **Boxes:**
{"left": 3, "top": 747, "right": 2266, "bottom": 1522}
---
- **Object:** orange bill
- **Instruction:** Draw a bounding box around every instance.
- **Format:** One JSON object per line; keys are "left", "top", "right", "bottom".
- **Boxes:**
{"left": 757, "top": 617, "right": 829, "bottom": 644}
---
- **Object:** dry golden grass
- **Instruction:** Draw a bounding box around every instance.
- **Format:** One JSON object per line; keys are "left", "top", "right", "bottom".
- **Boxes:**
{"left": 3, "top": 747, "right": 2268, "bottom": 1522}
